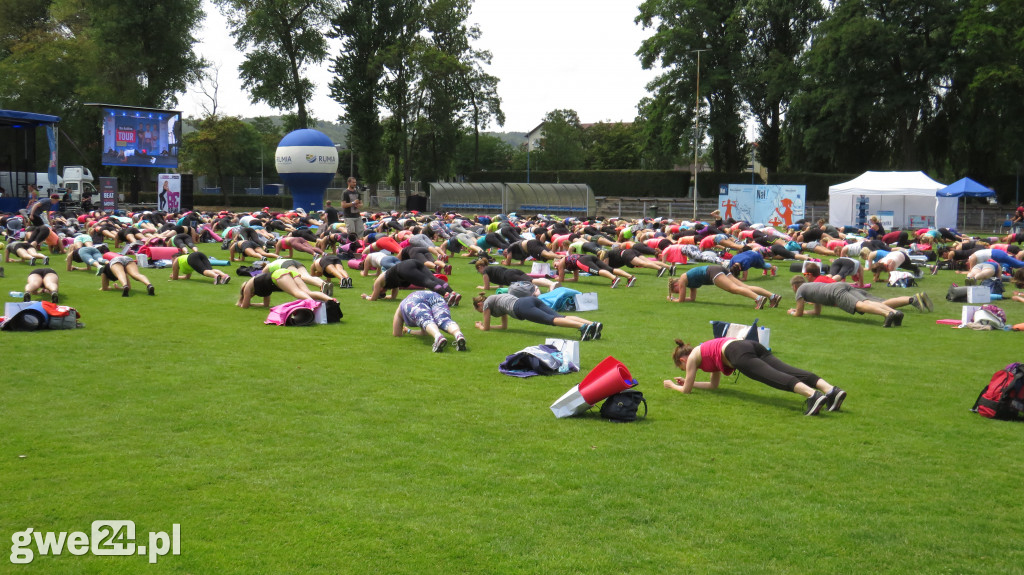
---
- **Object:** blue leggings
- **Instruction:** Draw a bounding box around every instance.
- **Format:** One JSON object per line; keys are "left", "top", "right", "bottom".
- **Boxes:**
{"left": 991, "top": 250, "right": 1024, "bottom": 269}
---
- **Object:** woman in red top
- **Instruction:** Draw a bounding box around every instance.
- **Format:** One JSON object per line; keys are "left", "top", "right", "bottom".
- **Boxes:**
{"left": 663, "top": 337, "right": 845, "bottom": 416}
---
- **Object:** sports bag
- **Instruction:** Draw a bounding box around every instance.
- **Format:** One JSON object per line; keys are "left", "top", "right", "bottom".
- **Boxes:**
{"left": 972, "top": 363, "right": 1024, "bottom": 420}
{"left": 600, "top": 389, "right": 648, "bottom": 422}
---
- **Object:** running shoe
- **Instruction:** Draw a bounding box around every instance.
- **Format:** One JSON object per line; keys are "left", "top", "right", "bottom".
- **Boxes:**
{"left": 912, "top": 292, "right": 933, "bottom": 313}
{"left": 657, "top": 267, "right": 667, "bottom": 278}
{"left": 23, "top": 293, "right": 31, "bottom": 302}
{"left": 610, "top": 277, "right": 621, "bottom": 289}
{"left": 41, "top": 256, "right": 49, "bottom": 265}
{"left": 443, "top": 264, "right": 453, "bottom": 275}
{"left": 893, "top": 310, "right": 904, "bottom": 326}
{"left": 147, "top": 284, "right": 155, "bottom": 296}
{"left": 754, "top": 295, "right": 768, "bottom": 310}
{"left": 447, "top": 292, "right": 462, "bottom": 307}
{"left": 825, "top": 387, "right": 847, "bottom": 412}
{"left": 769, "top": 294, "right": 783, "bottom": 308}
{"left": 670, "top": 263, "right": 677, "bottom": 276}
{"left": 804, "top": 391, "right": 827, "bottom": 416}
{"left": 222, "top": 276, "right": 231, "bottom": 285}
{"left": 321, "top": 282, "right": 333, "bottom": 297}
{"left": 579, "top": 323, "right": 593, "bottom": 341}
{"left": 432, "top": 337, "right": 448, "bottom": 353}
{"left": 965, "top": 277, "right": 976, "bottom": 286}
{"left": 455, "top": 336, "right": 468, "bottom": 351}
{"left": 627, "top": 276, "right": 637, "bottom": 288}
{"left": 214, "top": 275, "right": 223, "bottom": 285}
{"left": 0, "top": 267, "right": 4, "bottom": 278}
{"left": 592, "top": 322, "right": 603, "bottom": 340}
{"left": 28, "top": 257, "right": 35, "bottom": 266}
{"left": 930, "top": 264, "right": 939, "bottom": 275}
{"left": 51, "top": 291, "right": 59, "bottom": 303}
{"left": 770, "top": 266, "right": 777, "bottom": 277}
{"left": 122, "top": 285, "right": 131, "bottom": 297}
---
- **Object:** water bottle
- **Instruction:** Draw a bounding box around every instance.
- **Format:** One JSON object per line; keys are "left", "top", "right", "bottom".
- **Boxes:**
{"left": 9, "top": 291, "right": 24, "bottom": 298}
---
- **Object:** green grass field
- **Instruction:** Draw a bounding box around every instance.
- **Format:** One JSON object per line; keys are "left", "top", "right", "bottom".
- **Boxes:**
{"left": 1, "top": 243, "right": 1021, "bottom": 574}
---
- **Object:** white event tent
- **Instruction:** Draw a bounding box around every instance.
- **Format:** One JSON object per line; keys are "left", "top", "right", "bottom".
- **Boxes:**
{"left": 828, "top": 171, "right": 954, "bottom": 229}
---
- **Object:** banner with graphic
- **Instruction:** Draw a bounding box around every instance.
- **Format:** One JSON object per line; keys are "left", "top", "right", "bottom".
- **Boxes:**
{"left": 720, "top": 185, "right": 806, "bottom": 227}
{"left": 99, "top": 177, "right": 118, "bottom": 212}
{"left": 158, "top": 174, "right": 181, "bottom": 213}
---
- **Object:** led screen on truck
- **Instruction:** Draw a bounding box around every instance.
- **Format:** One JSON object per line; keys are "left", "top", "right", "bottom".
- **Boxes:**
{"left": 100, "top": 106, "right": 181, "bottom": 169}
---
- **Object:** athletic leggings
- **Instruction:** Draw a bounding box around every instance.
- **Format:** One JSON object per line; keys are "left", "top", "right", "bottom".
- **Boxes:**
{"left": 991, "top": 249, "right": 1024, "bottom": 270}
{"left": 400, "top": 291, "right": 455, "bottom": 332}
{"left": 26, "top": 226, "right": 50, "bottom": 246}
{"left": 483, "top": 232, "right": 511, "bottom": 250}
{"left": 171, "top": 233, "right": 196, "bottom": 250}
{"left": 768, "top": 243, "right": 796, "bottom": 259}
{"left": 393, "top": 259, "right": 451, "bottom": 294}
{"left": 574, "top": 254, "right": 613, "bottom": 274}
{"left": 511, "top": 297, "right": 563, "bottom": 325}
{"left": 630, "top": 242, "right": 658, "bottom": 256}
{"left": 722, "top": 340, "right": 819, "bottom": 393}
{"left": 186, "top": 252, "right": 213, "bottom": 274}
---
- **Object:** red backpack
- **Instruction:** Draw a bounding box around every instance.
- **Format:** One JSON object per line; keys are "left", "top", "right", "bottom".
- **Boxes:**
{"left": 972, "top": 363, "right": 1024, "bottom": 419}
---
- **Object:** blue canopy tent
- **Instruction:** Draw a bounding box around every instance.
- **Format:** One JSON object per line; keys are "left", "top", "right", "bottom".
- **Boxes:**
{"left": 0, "top": 109, "right": 61, "bottom": 212}
{"left": 936, "top": 177, "right": 995, "bottom": 229}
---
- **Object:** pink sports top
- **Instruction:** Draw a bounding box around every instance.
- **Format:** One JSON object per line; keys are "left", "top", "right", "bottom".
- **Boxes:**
{"left": 699, "top": 338, "right": 736, "bottom": 376}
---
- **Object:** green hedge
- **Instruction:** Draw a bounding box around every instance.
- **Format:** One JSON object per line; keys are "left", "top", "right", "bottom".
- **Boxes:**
{"left": 467, "top": 170, "right": 692, "bottom": 197}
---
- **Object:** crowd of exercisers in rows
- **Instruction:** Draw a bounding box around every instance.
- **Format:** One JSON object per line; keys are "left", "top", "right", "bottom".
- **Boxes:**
{"left": 4, "top": 199, "right": 1024, "bottom": 416}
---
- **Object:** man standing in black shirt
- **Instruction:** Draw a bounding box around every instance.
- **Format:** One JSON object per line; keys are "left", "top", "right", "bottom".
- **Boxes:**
{"left": 341, "top": 177, "right": 364, "bottom": 235}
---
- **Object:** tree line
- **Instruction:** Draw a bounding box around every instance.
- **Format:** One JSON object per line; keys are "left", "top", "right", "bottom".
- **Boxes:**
{"left": 635, "top": 0, "right": 1024, "bottom": 183}
{"left": 2, "top": 0, "right": 1021, "bottom": 194}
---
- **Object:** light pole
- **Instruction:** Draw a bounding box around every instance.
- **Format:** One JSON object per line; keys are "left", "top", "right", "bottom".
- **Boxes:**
{"left": 690, "top": 46, "right": 710, "bottom": 221}
{"left": 526, "top": 134, "right": 531, "bottom": 184}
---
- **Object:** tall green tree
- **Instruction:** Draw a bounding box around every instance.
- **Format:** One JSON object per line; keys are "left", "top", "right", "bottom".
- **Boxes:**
{"left": 534, "top": 109, "right": 585, "bottom": 170}
{"left": 739, "top": 0, "right": 823, "bottom": 173}
{"left": 636, "top": 0, "right": 748, "bottom": 173}
{"left": 784, "top": 0, "right": 958, "bottom": 172}
{"left": 941, "top": 0, "right": 1024, "bottom": 178}
{"left": 330, "top": 0, "right": 392, "bottom": 194}
{"left": 0, "top": 0, "right": 205, "bottom": 171}
{"left": 179, "top": 115, "right": 261, "bottom": 206}
{"left": 454, "top": 131, "right": 513, "bottom": 174}
{"left": 216, "top": 0, "right": 335, "bottom": 129}
{"left": 583, "top": 122, "right": 642, "bottom": 169}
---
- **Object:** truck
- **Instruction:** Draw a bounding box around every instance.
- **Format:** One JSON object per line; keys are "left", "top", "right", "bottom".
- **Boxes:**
{"left": 0, "top": 166, "right": 96, "bottom": 204}
{"left": 61, "top": 166, "right": 97, "bottom": 202}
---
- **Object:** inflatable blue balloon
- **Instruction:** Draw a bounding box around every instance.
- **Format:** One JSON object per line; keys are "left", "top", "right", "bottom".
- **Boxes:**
{"left": 275, "top": 129, "right": 339, "bottom": 212}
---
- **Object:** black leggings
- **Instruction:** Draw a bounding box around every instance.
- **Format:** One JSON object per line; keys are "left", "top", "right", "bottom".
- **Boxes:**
{"left": 26, "top": 226, "right": 49, "bottom": 246}
{"left": 512, "top": 297, "right": 562, "bottom": 325}
{"left": 394, "top": 260, "right": 451, "bottom": 294}
{"left": 187, "top": 252, "right": 213, "bottom": 274}
{"left": 722, "top": 340, "right": 819, "bottom": 393}
{"left": 575, "top": 255, "right": 613, "bottom": 274}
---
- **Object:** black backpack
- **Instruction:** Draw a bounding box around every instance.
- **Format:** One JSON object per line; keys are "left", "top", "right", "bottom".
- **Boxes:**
{"left": 600, "top": 390, "right": 647, "bottom": 422}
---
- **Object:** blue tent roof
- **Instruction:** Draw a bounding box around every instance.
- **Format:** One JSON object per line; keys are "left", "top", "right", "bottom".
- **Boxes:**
{"left": 936, "top": 177, "right": 995, "bottom": 198}
{"left": 0, "top": 109, "right": 60, "bottom": 127}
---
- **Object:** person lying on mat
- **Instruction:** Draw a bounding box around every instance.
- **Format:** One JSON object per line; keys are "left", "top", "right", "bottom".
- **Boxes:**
{"left": 392, "top": 290, "right": 468, "bottom": 353}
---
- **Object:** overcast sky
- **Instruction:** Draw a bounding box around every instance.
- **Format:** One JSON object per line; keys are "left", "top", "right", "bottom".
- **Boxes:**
{"left": 178, "top": 0, "right": 662, "bottom": 133}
